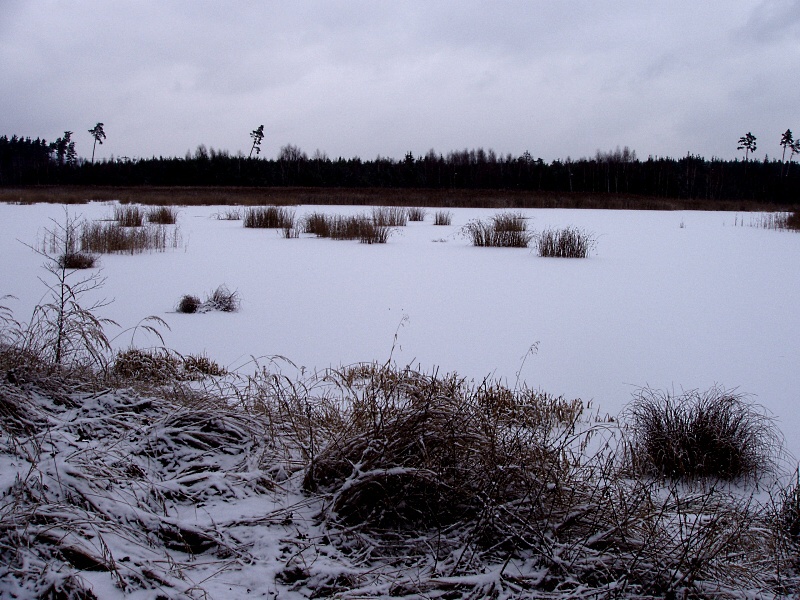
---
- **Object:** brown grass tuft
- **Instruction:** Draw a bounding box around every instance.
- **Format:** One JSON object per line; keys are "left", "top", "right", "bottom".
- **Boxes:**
{"left": 244, "top": 206, "right": 295, "bottom": 229}
{"left": 433, "top": 210, "right": 453, "bottom": 225}
{"left": 146, "top": 205, "right": 178, "bottom": 224}
{"left": 623, "top": 386, "right": 782, "bottom": 481}
{"left": 406, "top": 207, "right": 427, "bottom": 221}
{"left": 80, "top": 222, "right": 180, "bottom": 254}
{"left": 462, "top": 212, "right": 532, "bottom": 247}
{"left": 534, "top": 226, "right": 597, "bottom": 258}
{"left": 57, "top": 252, "right": 98, "bottom": 269}
{"left": 114, "top": 205, "right": 144, "bottom": 227}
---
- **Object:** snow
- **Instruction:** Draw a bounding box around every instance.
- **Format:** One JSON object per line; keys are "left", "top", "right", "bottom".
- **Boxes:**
{"left": 3, "top": 200, "right": 800, "bottom": 597}
{"left": 2, "top": 201, "right": 798, "bottom": 457}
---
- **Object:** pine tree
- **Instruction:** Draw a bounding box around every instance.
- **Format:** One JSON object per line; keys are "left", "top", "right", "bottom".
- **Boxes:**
{"left": 737, "top": 132, "right": 757, "bottom": 161}
{"left": 50, "top": 132, "right": 77, "bottom": 166}
{"left": 249, "top": 125, "right": 264, "bottom": 158}
{"left": 88, "top": 123, "right": 106, "bottom": 164}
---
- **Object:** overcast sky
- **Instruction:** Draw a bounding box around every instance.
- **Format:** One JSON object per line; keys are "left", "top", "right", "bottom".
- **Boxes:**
{"left": 2, "top": 1, "right": 798, "bottom": 163}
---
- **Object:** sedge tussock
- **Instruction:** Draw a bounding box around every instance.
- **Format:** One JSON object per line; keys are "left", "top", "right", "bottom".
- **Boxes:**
{"left": 113, "top": 204, "right": 144, "bottom": 227}
{"left": 461, "top": 212, "right": 532, "bottom": 247}
{"left": 433, "top": 209, "right": 453, "bottom": 225}
{"left": 146, "top": 205, "right": 178, "bottom": 224}
{"left": 243, "top": 205, "right": 295, "bottom": 229}
{"left": 534, "top": 226, "right": 597, "bottom": 258}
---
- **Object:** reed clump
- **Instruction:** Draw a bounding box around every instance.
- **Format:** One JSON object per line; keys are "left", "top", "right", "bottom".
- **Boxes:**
{"left": 462, "top": 212, "right": 531, "bottom": 247}
{"left": 80, "top": 222, "right": 180, "bottom": 254}
{"left": 146, "top": 205, "right": 179, "bottom": 224}
{"left": 433, "top": 210, "right": 453, "bottom": 225}
{"left": 623, "top": 386, "right": 782, "bottom": 481}
{"left": 535, "top": 226, "right": 597, "bottom": 258}
{"left": 244, "top": 206, "right": 295, "bottom": 229}
{"left": 114, "top": 205, "right": 144, "bottom": 227}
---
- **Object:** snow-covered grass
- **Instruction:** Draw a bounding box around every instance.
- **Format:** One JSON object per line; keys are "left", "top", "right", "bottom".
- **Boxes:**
{"left": 0, "top": 348, "right": 796, "bottom": 598}
{"left": 2, "top": 200, "right": 800, "bottom": 597}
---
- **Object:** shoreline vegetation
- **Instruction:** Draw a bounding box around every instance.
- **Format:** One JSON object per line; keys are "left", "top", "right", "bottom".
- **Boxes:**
{"left": 2, "top": 185, "right": 799, "bottom": 212}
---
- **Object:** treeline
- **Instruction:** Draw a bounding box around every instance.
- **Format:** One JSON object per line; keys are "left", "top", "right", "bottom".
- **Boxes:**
{"left": 2, "top": 135, "right": 799, "bottom": 204}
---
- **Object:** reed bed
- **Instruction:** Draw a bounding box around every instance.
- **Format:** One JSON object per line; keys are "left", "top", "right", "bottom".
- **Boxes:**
{"left": 80, "top": 221, "right": 181, "bottom": 254}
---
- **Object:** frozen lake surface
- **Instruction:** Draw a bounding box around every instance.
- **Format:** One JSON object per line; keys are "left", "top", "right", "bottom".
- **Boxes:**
{"left": 2, "top": 201, "right": 799, "bottom": 456}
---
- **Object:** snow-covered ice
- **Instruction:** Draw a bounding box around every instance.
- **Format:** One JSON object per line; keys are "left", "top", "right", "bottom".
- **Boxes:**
{"left": 2, "top": 200, "right": 800, "bottom": 598}
{"left": 2, "top": 202, "right": 798, "bottom": 456}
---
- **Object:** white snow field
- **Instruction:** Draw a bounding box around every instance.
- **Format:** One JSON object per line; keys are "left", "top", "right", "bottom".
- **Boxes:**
{"left": 2, "top": 202, "right": 799, "bottom": 454}
{"left": 2, "top": 201, "right": 800, "bottom": 599}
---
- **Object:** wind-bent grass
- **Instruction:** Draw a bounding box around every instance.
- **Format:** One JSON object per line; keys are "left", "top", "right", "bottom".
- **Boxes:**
{"left": 0, "top": 326, "right": 797, "bottom": 598}
{"left": 80, "top": 222, "right": 181, "bottom": 254}
{"left": 205, "top": 285, "right": 240, "bottom": 312}
{"left": 535, "top": 226, "right": 597, "bottom": 258}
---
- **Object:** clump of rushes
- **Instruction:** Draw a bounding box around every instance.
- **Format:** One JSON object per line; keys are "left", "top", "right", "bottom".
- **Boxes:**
{"left": 182, "top": 353, "right": 227, "bottom": 377}
{"left": 243, "top": 206, "right": 295, "bottom": 229}
{"left": 80, "top": 222, "right": 180, "bottom": 254}
{"left": 281, "top": 224, "right": 300, "bottom": 239}
{"left": 175, "top": 286, "right": 240, "bottom": 313}
{"left": 786, "top": 210, "right": 800, "bottom": 230}
{"left": 176, "top": 294, "right": 201, "bottom": 314}
{"left": 433, "top": 210, "right": 453, "bottom": 226}
{"left": 462, "top": 212, "right": 531, "bottom": 247}
{"left": 372, "top": 206, "right": 407, "bottom": 227}
{"left": 359, "top": 222, "right": 392, "bottom": 244}
{"left": 111, "top": 347, "right": 181, "bottom": 383}
{"left": 302, "top": 212, "right": 331, "bottom": 237}
{"left": 624, "top": 386, "right": 782, "bottom": 481}
{"left": 329, "top": 215, "right": 368, "bottom": 240}
{"left": 304, "top": 365, "right": 585, "bottom": 531}
{"left": 57, "top": 252, "right": 97, "bottom": 269}
{"left": 304, "top": 213, "right": 392, "bottom": 242}
{"left": 407, "top": 207, "right": 427, "bottom": 222}
{"left": 215, "top": 209, "right": 241, "bottom": 220}
{"left": 114, "top": 205, "right": 144, "bottom": 227}
{"left": 205, "top": 285, "right": 240, "bottom": 312}
{"left": 147, "top": 206, "right": 178, "bottom": 225}
{"left": 535, "top": 226, "right": 596, "bottom": 258}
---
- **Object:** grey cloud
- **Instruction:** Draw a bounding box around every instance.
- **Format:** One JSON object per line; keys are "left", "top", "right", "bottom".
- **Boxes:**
{"left": 1, "top": 1, "right": 796, "bottom": 161}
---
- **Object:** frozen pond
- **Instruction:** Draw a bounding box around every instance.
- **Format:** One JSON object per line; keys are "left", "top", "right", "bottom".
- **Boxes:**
{"left": 2, "top": 201, "right": 799, "bottom": 457}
